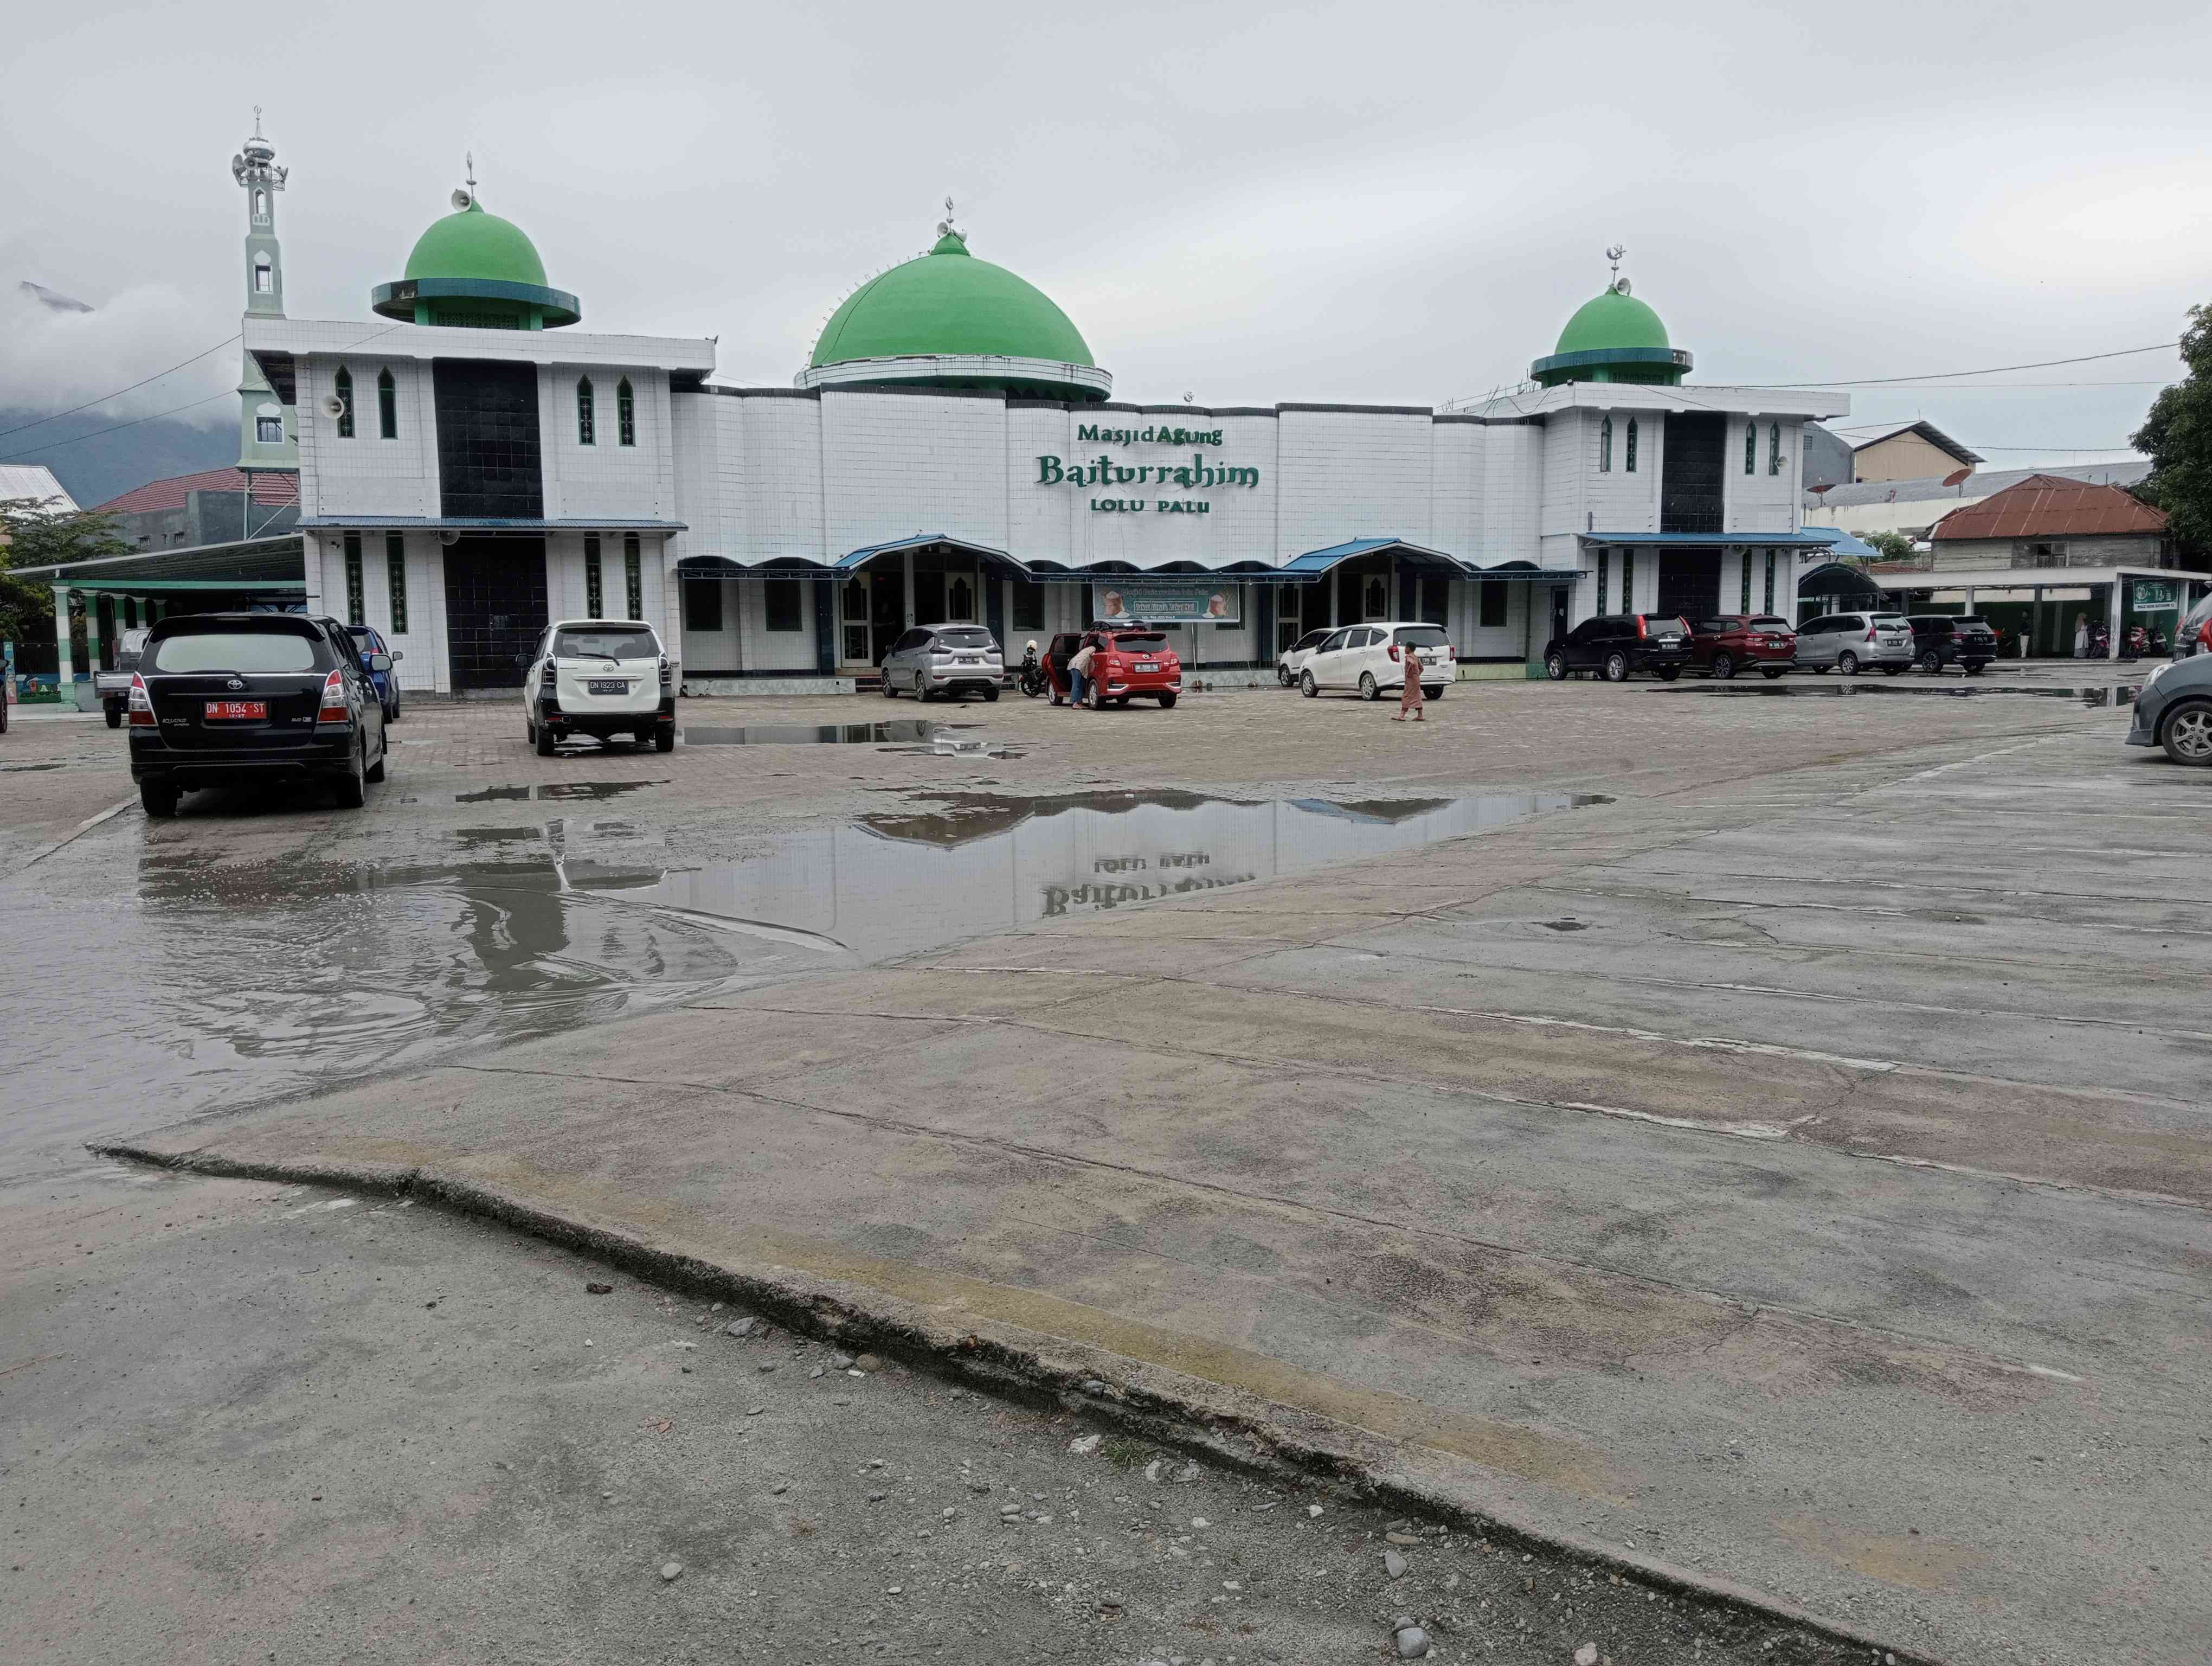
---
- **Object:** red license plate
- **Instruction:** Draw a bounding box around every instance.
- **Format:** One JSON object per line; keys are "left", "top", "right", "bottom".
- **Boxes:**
{"left": 204, "top": 699, "right": 267, "bottom": 720}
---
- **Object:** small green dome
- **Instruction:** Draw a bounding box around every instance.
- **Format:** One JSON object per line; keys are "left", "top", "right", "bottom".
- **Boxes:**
{"left": 1531, "top": 279, "right": 1692, "bottom": 388}
{"left": 805, "top": 227, "right": 1105, "bottom": 400}
{"left": 371, "top": 194, "right": 580, "bottom": 329}
{"left": 404, "top": 200, "right": 548, "bottom": 288}
{"left": 1554, "top": 287, "right": 1671, "bottom": 356}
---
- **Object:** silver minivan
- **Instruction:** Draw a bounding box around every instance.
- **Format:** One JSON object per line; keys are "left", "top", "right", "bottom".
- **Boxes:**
{"left": 1796, "top": 611, "right": 1914, "bottom": 674}
{"left": 881, "top": 623, "right": 1004, "bottom": 701}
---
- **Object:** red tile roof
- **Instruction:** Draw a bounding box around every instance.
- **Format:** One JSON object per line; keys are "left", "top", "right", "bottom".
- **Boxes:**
{"left": 1931, "top": 473, "right": 2166, "bottom": 541}
{"left": 92, "top": 467, "right": 299, "bottom": 516}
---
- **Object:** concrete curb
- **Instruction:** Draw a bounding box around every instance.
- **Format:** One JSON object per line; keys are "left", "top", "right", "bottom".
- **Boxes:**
{"left": 97, "top": 1138, "right": 1946, "bottom": 1666}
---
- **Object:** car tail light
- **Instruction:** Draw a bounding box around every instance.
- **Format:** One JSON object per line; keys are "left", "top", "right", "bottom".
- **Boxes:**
{"left": 1636, "top": 617, "right": 1649, "bottom": 638}
{"left": 316, "top": 669, "right": 349, "bottom": 724}
{"left": 1865, "top": 623, "right": 1877, "bottom": 642}
{"left": 1386, "top": 643, "right": 1401, "bottom": 662}
{"left": 659, "top": 653, "right": 671, "bottom": 691}
{"left": 541, "top": 658, "right": 557, "bottom": 688}
{"left": 127, "top": 672, "right": 155, "bottom": 727}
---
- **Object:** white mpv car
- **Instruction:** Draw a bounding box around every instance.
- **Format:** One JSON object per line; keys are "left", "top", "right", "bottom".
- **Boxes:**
{"left": 524, "top": 618, "right": 676, "bottom": 755}
{"left": 1296, "top": 621, "right": 1456, "bottom": 700}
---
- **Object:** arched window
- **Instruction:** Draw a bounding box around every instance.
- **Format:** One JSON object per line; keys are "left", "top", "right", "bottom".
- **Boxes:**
{"left": 377, "top": 368, "right": 397, "bottom": 440}
{"left": 1598, "top": 416, "right": 1612, "bottom": 472}
{"left": 253, "top": 256, "right": 272, "bottom": 294}
{"left": 333, "top": 367, "right": 355, "bottom": 439}
{"left": 577, "top": 377, "right": 595, "bottom": 445}
{"left": 1745, "top": 422, "right": 1757, "bottom": 475}
{"left": 616, "top": 378, "right": 636, "bottom": 447}
{"left": 255, "top": 401, "right": 282, "bottom": 444}
{"left": 1767, "top": 422, "right": 1782, "bottom": 476}
{"left": 1625, "top": 418, "right": 1639, "bottom": 473}
{"left": 254, "top": 190, "right": 267, "bottom": 219}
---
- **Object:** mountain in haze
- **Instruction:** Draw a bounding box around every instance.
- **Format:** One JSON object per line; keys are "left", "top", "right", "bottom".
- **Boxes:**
{"left": 0, "top": 409, "right": 240, "bottom": 510}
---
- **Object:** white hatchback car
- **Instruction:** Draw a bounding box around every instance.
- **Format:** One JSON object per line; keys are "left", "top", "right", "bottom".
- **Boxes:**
{"left": 1276, "top": 627, "right": 1334, "bottom": 687}
{"left": 524, "top": 618, "right": 675, "bottom": 755}
{"left": 1297, "top": 622, "right": 1456, "bottom": 700}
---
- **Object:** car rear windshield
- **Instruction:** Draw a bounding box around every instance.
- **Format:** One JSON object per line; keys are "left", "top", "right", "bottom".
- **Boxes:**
{"left": 1110, "top": 633, "right": 1168, "bottom": 650}
{"left": 1396, "top": 626, "right": 1449, "bottom": 648}
{"left": 149, "top": 629, "right": 322, "bottom": 674}
{"left": 933, "top": 629, "right": 996, "bottom": 650}
{"left": 1641, "top": 616, "right": 1691, "bottom": 634}
{"left": 1749, "top": 617, "right": 1791, "bottom": 631}
{"left": 1952, "top": 616, "right": 1991, "bottom": 629}
{"left": 556, "top": 626, "right": 658, "bottom": 658}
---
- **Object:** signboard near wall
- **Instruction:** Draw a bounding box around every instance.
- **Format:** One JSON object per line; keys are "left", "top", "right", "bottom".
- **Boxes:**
{"left": 2133, "top": 581, "right": 2175, "bottom": 611}
{"left": 1094, "top": 578, "right": 1242, "bottom": 625}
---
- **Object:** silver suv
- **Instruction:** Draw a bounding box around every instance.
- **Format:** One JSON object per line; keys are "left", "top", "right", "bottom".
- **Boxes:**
{"left": 881, "top": 623, "right": 1004, "bottom": 702}
{"left": 1796, "top": 611, "right": 1914, "bottom": 675}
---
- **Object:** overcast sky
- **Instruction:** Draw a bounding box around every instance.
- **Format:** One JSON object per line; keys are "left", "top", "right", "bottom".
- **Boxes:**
{"left": 4, "top": 0, "right": 2208, "bottom": 467}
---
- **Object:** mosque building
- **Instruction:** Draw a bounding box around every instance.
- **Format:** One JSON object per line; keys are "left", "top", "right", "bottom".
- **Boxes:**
{"left": 84, "top": 127, "right": 1862, "bottom": 696}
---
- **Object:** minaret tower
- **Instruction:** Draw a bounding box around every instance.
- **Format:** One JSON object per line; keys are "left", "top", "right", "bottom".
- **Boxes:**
{"left": 231, "top": 110, "right": 297, "bottom": 472}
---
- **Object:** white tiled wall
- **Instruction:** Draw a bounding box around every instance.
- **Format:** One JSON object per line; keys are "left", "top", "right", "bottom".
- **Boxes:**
{"left": 297, "top": 356, "right": 438, "bottom": 519}
{"left": 1725, "top": 416, "right": 1802, "bottom": 535}
{"left": 543, "top": 366, "right": 675, "bottom": 522}
{"left": 1277, "top": 411, "right": 1433, "bottom": 556}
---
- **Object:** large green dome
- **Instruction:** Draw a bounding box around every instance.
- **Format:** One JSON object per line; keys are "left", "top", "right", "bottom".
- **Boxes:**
{"left": 801, "top": 228, "right": 1109, "bottom": 401}
{"left": 371, "top": 194, "right": 580, "bottom": 330}
{"left": 1531, "top": 279, "right": 1691, "bottom": 387}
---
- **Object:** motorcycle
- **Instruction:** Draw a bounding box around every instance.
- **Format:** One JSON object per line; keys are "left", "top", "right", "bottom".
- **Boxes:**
{"left": 1016, "top": 639, "right": 1049, "bottom": 700}
{"left": 2118, "top": 625, "right": 2145, "bottom": 664}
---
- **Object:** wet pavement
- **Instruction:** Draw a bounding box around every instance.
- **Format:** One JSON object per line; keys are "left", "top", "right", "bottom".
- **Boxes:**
{"left": 0, "top": 786, "right": 1600, "bottom": 1175}
{"left": 1660, "top": 681, "right": 2142, "bottom": 704}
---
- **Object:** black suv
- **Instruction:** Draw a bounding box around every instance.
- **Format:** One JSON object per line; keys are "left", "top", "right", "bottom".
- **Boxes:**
{"left": 1544, "top": 613, "right": 1694, "bottom": 682}
{"left": 1905, "top": 614, "right": 1999, "bottom": 675}
{"left": 127, "top": 612, "right": 389, "bottom": 817}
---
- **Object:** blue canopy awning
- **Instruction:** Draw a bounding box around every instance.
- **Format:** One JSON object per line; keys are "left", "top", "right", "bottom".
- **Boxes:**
{"left": 834, "top": 534, "right": 1028, "bottom": 577}
{"left": 1275, "top": 537, "right": 1467, "bottom": 580}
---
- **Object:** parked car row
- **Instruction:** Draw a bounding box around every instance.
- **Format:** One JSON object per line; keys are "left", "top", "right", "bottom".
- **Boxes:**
{"left": 1535, "top": 610, "right": 2001, "bottom": 682}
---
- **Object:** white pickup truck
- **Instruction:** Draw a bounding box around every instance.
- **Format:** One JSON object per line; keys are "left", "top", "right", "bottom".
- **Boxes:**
{"left": 92, "top": 628, "right": 150, "bottom": 727}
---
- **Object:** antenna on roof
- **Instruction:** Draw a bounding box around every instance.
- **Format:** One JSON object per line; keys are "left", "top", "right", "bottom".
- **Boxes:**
{"left": 465, "top": 151, "right": 477, "bottom": 193}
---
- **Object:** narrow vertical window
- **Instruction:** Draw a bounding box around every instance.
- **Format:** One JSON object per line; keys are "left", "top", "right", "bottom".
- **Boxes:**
{"left": 1625, "top": 419, "right": 1638, "bottom": 473}
{"left": 577, "top": 377, "right": 595, "bottom": 445}
{"left": 253, "top": 257, "right": 272, "bottom": 293}
{"left": 1764, "top": 550, "right": 1776, "bottom": 613}
{"left": 377, "top": 368, "right": 397, "bottom": 439}
{"left": 124, "top": 597, "right": 139, "bottom": 629}
{"left": 617, "top": 378, "right": 636, "bottom": 447}
{"left": 1596, "top": 550, "right": 1609, "bottom": 614}
{"left": 254, "top": 189, "right": 267, "bottom": 219}
{"left": 386, "top": 533, "right": 408, "bottom": 633}
{"left": 333, "top": 367, "right": 355, "bottom": 438}
{"left": 1621, "top": 548, "right": 1634, "bottom": 607}
{"left": 1740, "top": 550, "right": 1752, "bottom": 612}
{"left": 1745, "top": 422, "right": 1757, "bottom": 475}
{"left": 1768, "top": 422, "right": 1782, "bottom": 476}
{"left": 343, "top": 532, "right": 364, "bottom": 626}
{"left": 585, "top": 535, "right": 604, "bottom": 617}
{"left": 623, "top": 534, "right": 642, "bottom": 620}
{"left": 1598, "top": 416, "right": 1612, "bottom": 473}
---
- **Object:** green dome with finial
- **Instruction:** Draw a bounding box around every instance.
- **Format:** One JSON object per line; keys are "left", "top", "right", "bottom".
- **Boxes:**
{"left": 800, "top": 211, "right": 1109, "bottom": 401}
{"left": 371, "top": 183, "right": 580, "bottom": 330}
{"left": 1531, "top": 260, "right": 1691, "bottom": 387}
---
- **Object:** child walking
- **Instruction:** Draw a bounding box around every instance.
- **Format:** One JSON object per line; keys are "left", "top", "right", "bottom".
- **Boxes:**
{"left": 1392, "top": 643, "right": 1425, "bottom": 721}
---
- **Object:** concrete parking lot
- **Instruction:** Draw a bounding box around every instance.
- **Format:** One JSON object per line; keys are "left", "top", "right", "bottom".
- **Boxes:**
{"left": 4, "top": 666, "right": 2204, "bottom": 1663}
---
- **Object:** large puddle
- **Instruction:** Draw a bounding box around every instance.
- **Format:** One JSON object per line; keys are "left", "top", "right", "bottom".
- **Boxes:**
{"left": 682, "top": 721, "right": 953, "bottom": 746}
{"left": 1657, "top": 683, "right": 2140, "bottom": 706}
{"left": 2, "top": 788, "right": 1601, "bottom": 1170}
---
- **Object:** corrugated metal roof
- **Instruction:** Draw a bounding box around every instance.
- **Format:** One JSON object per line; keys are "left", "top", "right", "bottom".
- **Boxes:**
{"left": 1931, "top": 474, "right": 2167, "bottom": 541}
{"left": 0, "top": 464, "right": 77, "bottom": 511}
{"left": 1807, "top": 459, "right": 2147, "bottom": 511}
{"left": 93, "top": 467, "right": 299, "bottom": 516}
{"left": 1843, "top": 419, "right": 1983, "bottom": 465}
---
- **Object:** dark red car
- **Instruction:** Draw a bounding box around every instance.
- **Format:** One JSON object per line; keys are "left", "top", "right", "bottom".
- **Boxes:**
{"left": 1690, "top": 614, "right": 1797, "bottom": 680}
{"left": 1044, "top": 626, "right": 1182, "bottom": 709}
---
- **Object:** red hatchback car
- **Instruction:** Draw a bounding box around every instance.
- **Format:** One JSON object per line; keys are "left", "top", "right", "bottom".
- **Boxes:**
{"left": 1045, "top": 627, "right": 1183, "bottom": 708}
{"left": 1690, "top": 614, "right": 1797, "bottom": 680}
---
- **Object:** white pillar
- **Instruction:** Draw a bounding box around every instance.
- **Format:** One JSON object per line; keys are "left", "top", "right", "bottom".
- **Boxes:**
{"left": 53, "top": 586, "right": 75, "bottom": 684}
{"left": 902, "top": 552, "right": 916, "bottom": 627}
{"left": 2107, "top": 577, "right": 2125, "bottom": 655}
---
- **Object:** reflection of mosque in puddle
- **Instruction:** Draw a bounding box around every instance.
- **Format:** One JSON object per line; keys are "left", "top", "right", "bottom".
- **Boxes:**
{"left": 632, "top": 790, "right": 1606, "bottom": 963}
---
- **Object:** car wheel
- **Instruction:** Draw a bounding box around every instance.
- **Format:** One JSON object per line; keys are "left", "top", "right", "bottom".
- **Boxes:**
{"left": 105, "top": 705, "right": 123, "bottom": 729}
{"left": 1712, "top": 652, "right": 1736, "bottom": 681}
{"left": 1882, "top": 665, "right": 1904, "bottom": 676}
{"left": 1656, "top": 665, "right": 1682, "bottom": 681}
{"left": 655, "top": 725, "right": 676, "bottom": 753}
{"left": 365, "top": 742, "right": 387, "bottom": 784}
{"left": 1049, "top": 685, "right": 1064, "bottom": 706}
{"left": 983, "top": 685, "right": 1000, "bottom": 703}
{"left": 1761, "top": 668, "right": 1787, "bottom": 680}
{"left": 1359, "top": 672, "right": 1380, "bottom": 701}
{"left": 1300, "top": 671, "right": 1319, "bottom": 698}
{"left": 536, "top": 723, "right": 557, "bottom": 758}
{"left": 1838, "top": 651, "right": 1860, "bottom": 676}
{"left": 1920, "top": 650, "right": 1942, "bottom": 674}
{"left": 333, "top": 739, "right": 368, "bottom": 809}
{"left": 1964, "top": 663, "right": 1985, "bottom": 677}
{"left": 1278, "top": 664, "right": 1295, "bottom": 687}
{"left": 1545, "top": 651, "right": 1567, "bottom": 681}
{"left": 1114, "top": 696, "right": 1130, "bottom": 707}
{"left": 2160, "top": 699, "right": 2212, "bottom": 765}
{"left": 882, "top": 672, "right": 898, "bottom": 698}
{"left": 1157, "top": 691, "right": 1178, "bottom": 709}
{"left": 1603, "top": 652, "right": 1629, "bottom": 682}
{"left": 138, "top": 779, "right": 178, "bottom": 818}
{"left": 1424, "top": 684, "right": 1444, "bottom": 700}
{"left": 390, "top": 698, "right": 401, "bottom": 722}
{"left": 1086, "top": 681, "right": 1102, "bottom": 710}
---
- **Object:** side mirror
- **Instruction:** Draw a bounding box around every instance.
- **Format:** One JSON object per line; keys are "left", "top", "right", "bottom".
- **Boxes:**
{"left": 368, "top": 652, "right": 393, "bottom": 672}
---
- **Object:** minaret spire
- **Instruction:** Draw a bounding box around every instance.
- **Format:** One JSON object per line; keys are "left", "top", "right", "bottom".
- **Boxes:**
{"left": 231, "top": 114, "right": 297, "bottom": 472}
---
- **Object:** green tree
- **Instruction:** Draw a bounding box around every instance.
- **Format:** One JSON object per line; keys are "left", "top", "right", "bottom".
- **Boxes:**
{"left": 0, "top": 497, "right": 132, "bottom": 649}
{"left": 1858, "top": 528, "right": 1918, "bottom": 563}
{"left": 2131, "top": 302, "right": 2212, "bottom": 557}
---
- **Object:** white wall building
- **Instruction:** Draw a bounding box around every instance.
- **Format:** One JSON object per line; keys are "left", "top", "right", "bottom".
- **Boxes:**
{"left": 248, "top": 171, "right": 1849, "bottom": 696}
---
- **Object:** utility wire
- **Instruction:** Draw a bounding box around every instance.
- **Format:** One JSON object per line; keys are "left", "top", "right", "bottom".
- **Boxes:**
{"left": 1735, "top": 342, "right": 2180, "bottom": 389}
{"left": 0, "top": 334, "right": 241, "bottom": 441}
{"left": 0, "top": 390, "right": 233, "bottom": 465}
